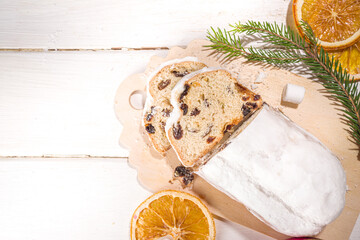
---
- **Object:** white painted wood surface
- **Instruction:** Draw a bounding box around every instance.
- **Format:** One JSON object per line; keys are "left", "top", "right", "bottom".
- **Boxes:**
{"left": 0, "top": 0, "right": 289, "bottom": 49}
{"left": 0, "top": 50, "right": 166, "bottom": 157}
{"left": 0, "top": 0, "right": 359, "bottom": 239}
{"left": 0, "top": 157, "right": 274, "bottom": 240}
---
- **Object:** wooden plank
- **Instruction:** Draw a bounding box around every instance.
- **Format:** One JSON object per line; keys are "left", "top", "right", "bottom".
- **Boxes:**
{"left": 0, "top": 157, "right": 150, "bottom": 240}
{"left": 0, "top": 0, "right": 289, "bottom": 49}
{"left": 0, "top": 50, "right": 166, "bottom": 157}
{"left": 0, "top": 157, "right": 275, "bottom": 240}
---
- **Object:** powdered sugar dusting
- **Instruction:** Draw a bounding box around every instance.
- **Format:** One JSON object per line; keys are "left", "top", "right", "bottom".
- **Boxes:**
{"left": 198, "top": 104, "right": 346, "bottom": 236}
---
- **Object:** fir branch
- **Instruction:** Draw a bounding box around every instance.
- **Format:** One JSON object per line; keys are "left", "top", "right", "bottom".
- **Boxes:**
{"left": 246, "top": 47, "right": 301, "bottom": 64}
{"left": 206, "top": 27, "right": 301, "bottom": 64}
{"left": 206, "top": 27, "right": 246, "bottom": 60}
{"left": 206, "top": 21, "right": 360, "bottom": 145}
{"left": 231, "top": 21, "right": 307, "bottom": 50}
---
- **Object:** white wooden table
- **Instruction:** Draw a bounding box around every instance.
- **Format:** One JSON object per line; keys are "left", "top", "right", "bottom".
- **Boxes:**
{"left": 0, "top": 1, "right": 359, "bottom": 239}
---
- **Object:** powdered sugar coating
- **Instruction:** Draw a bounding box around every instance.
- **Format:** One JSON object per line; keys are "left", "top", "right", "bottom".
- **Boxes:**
{"left": 198, "top": 104, "right": 346, "bottom": 236}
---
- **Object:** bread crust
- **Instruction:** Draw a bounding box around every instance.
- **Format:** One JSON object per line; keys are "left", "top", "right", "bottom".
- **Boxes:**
{"left": 167, "top": 69, "right": 262, "bottom": 166}
{"left": 143, "top": 61, "right": 207, "bottom": 154}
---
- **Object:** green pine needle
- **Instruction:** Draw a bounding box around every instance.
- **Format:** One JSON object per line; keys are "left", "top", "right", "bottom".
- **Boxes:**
{"left": 206, "top": 21, "right": 360, "bottom": 145}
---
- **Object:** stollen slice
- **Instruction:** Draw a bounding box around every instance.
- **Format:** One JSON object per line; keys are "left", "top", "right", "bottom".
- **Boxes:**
{"left": 143, "top": 57, "right": 207, "bottom": 154}
{"left": 166, "top": 68, "right": 262, "bottom": 167}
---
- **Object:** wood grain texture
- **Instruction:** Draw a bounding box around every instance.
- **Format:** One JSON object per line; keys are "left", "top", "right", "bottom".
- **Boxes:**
{"left": 0, "top": 50, "right": 166, "bottom": 157}
{"left": 0, "top": 157, "right": 275, "bottom": 240}
{"left": 0, "top": 157, "right": 149, "bottom": 240}
{"left": 0, "top": 0, "right": 289, "bottom": 49}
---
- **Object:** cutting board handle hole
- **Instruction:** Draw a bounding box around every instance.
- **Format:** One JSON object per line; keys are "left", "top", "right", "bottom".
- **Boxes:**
{"left": 129, "top": 90, "right": 146, "bottom": 110}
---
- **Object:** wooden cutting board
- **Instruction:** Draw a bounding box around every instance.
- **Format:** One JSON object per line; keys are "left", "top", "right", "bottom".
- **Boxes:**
{"left": 114, "top": 39, "right": 360, "bottom": 240}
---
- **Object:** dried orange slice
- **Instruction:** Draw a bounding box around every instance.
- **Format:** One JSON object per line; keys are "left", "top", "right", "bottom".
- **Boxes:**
{"left": 293, "top": 0, "right": 360, "bottom": 50}
{"left": 130, "top": 190, "right": 216, "bottom": 240}
{"left": 329, "top": 42, "right": 360, "bottom": 80}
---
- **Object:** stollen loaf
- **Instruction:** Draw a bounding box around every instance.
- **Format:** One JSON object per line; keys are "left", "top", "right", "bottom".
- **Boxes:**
{"left": 197, "top": 104, "right": 346, "bottom": 236}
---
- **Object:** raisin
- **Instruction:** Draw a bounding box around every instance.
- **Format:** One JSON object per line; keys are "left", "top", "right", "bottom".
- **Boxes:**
{"left": 158, "top": 79, "right": 171, "bottom": 90}
{"left": 241, "top": 105, "right": 251, "bottom": 116}
{"left": 174, "top": 165, "right": 194, "bottom": 185}
{"left": 171, "top": 70, "right": 189, "bottom": 77}
{"left": 190, "top": 108, "right": 200, "bottom": 116}
{"left": 174, "top": 166, "right": 187, "bottom": 177}
{"left": 242, "top": 96, "right": 250, "bottom": 101}
{"left": 162, "top": 108, "right": 170, "bottom": 117}
{"left": 254, "top": 94, "right": 261, "bottom": 101}
{"left": 145, "top": 106, "right": 156, "bottom": 121}
{"left": 224, "top": 124, "right": 233, "bottom": 133}
{"left": 207, "top": 136, "right": 216, "bottom": 143}
{"left": 173, "top": 123, "right": 183, "bottom": 140}
{"left": 180, "top": 103, "right": 188, "bottom": 115}
{"left": 146, "top": 113, "right": 153, "bottom": 121}
{"left": 204, "top": 99, "right": 210, "bottom": 107}
{"left": 184, "top": 169, "right": 193, "bottom": 178}
{"left": 183, "top": 174, "right": 194, "bottom": 185}
{"left": 145, "top": 124, "right": 155, "bottom": 134}
{"left": 179, "top": 84, "right": 190, "bottom": 101}
{"left": 246, "top": 102, "right": 258, "bottom": 109}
